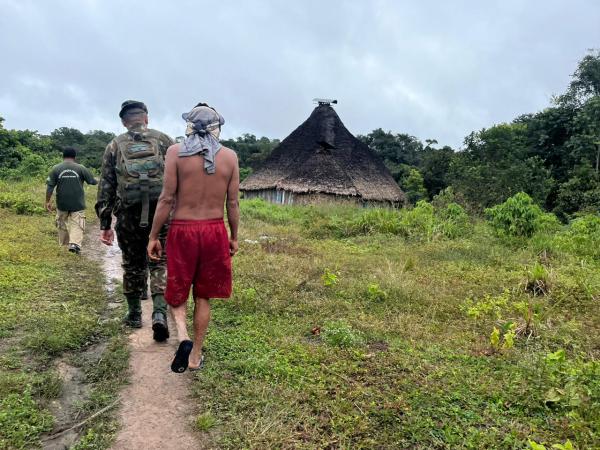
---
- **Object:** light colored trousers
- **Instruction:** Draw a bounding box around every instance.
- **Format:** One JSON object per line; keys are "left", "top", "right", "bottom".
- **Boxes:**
{"left": 56, "top": 210, "right": 85, "bottom": 247}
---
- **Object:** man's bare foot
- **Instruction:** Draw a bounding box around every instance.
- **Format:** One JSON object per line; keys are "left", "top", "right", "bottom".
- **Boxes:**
{"left": 188, "top": 350, "right": 203, "bottom": 369}
{"left": 189, "top": 355, "right": 205, "bottom": 371}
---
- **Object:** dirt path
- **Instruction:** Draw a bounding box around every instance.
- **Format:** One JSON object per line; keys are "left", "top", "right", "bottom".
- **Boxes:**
{"left": 89, "top": 231, "right": 201, "bottom": 450}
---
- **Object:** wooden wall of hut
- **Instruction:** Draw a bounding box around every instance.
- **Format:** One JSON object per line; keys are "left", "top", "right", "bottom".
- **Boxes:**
{"left": 242, "top": 189, "right": 400, "bottom": 208}
{"left": 243, "top": 189, "right": 295, "bottom": 205}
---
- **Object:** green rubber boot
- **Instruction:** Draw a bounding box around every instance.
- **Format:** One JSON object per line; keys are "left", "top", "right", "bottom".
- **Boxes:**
{"left": 124, "top": 295, "right": 142, "bottom": 328}
{"left": 151, "top": 294, "right": 169, "bottom": 341}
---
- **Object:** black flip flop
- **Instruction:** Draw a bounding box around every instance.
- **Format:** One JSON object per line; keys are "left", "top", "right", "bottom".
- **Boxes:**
{"left": 171, "top": 340, "right": 193, "bottom": 373}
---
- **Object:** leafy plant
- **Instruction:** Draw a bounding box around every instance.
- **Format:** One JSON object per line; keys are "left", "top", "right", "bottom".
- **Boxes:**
{"left": 502, "top": 323, "right": 516, "bottom": 349}
{"left": 526, "top": 262, "right": 551, "bottom": 296}
{"left": 490, "top": 327, "right": 500, "bottom": 350}
{"left": 0, "top": 191, "right": 45, "bottom": 215}
{"left": 541, "top": 348, "right": 600, "bottom": 433}
{"left": 464, "top": 290, "right": 511, "bottom": 320}
{"left": 321, "top": 268, "right": 339, "bottom": 287}
{"left": 528, "top": 439, "right": 575, "bottom": 450}
{"left": 555, "top": 214, "right": 600, "bottom": 260}
{"left": 321, "top": 320, "right": 364, "bottom": 348}
{"left": 485, "top": 192, "right": 551, "bottom": 237}
{"left": 489, "top": 322, "right": 516, "bottom": 353}
{"left": 366, "top": 283, "right": 387, "bottom": 302}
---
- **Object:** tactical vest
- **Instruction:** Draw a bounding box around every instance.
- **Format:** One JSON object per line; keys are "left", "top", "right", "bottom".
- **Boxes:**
{"left": 115, "top": 130, "right": 164, "bottom": 227}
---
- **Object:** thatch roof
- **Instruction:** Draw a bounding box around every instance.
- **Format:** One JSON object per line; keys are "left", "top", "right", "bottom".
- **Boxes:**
{"left": 240, "top": 105, "right": 405, "bottom": 203}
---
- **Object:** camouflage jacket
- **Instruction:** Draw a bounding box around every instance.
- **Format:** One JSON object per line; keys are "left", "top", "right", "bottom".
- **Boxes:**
{"left": 95, "top": 128, "right": 174, "bottom": 230}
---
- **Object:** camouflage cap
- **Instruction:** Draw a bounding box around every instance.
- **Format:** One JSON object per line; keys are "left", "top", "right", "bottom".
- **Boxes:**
{"left": 119, "top": 100, "right": 148, "bottom": 118}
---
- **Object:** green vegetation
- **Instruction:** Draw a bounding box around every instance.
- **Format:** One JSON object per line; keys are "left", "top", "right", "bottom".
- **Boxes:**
{"left": 186, "top": 198, "right": 600, "bottom": 449}
{"left": 485, "top": 192, "right": 557, "bottom": 238}
{"left": 194, "top": 412, "right": 218, "bottom": 432}
{"left": 0, "top": 181, "right": 128, "bottom": 449}
{"left": 1, "top": 165, "right": 599, "bottom": 449}
{"left": 3, "top": 51, "right": 600, "bottom": 220}
{"left": 0, "top": 46, "right": 599, "bottom": 450}
{"left": 357, "top": 50, "right": 600, "bottom": 219}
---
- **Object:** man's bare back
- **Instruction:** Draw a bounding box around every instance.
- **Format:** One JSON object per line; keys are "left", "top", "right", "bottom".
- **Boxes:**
{"left": 148, "top": 142, "right": 240, "bottom": 260}
{"left": 168, "top": 143, "right": 239, "bottom": 220}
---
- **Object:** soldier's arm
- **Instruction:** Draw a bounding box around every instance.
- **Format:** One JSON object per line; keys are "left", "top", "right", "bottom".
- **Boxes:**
{"left": 148, "top": 145, "right": 178, "bottom": 260}
{"left": 95, "top": 141, "right": 118, "bottom": 230}
{"left": 159, "top": 132, "right": 175, "bottom": 157}
{"left": 149, "top": 145, "right": 178, "bottom": 241}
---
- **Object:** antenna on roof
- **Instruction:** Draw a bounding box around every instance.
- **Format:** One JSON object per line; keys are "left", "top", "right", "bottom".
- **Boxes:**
{"left": 313, "top": 98, "right": 338, "bottom": 106}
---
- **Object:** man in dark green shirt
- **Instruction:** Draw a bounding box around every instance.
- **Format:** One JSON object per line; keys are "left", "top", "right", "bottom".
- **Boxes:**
{"left": 46, "top": 147, "right": 97, "bottom": 254}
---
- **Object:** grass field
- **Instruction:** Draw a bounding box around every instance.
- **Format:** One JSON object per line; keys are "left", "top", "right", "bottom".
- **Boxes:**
{"left": 0, "top": 181, "right": 599, "bottom": 449}
{"left": 190, "top": 200, "right": 600, "bottom": 449}
{"left": 0, "top": 181, "right": 128, "bottom": 450}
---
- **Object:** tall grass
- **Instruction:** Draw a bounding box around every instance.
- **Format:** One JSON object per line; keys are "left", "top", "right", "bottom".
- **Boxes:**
{"left": 240, "top": 198, "right": 472, "bottom": 241}
{"left": 240, "top": 197, "right": 600, "bottom": 263}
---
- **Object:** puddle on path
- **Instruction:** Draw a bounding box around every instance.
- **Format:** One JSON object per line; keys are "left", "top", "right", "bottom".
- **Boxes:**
{"left": 84, "top": 228, "right": 124, "bottom": 301}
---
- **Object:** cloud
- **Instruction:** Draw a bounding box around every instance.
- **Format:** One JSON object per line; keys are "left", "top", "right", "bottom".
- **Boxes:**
{"left": 0, "top": 0, "right": 599, "bottom": 148}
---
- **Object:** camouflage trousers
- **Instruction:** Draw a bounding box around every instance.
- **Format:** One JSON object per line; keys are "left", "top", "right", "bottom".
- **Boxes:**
{"left": 115, "top": 203, "right": 168, "bottom": 315}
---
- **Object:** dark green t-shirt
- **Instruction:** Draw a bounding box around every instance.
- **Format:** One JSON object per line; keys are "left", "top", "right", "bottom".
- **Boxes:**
{"left": 47, "top": 161, "right": 97, "bottom": 212}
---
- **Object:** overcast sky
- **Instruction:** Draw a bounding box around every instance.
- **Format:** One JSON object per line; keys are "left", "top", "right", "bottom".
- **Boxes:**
{"left": 0, "top": 0, "right": 598, "bottom": 149}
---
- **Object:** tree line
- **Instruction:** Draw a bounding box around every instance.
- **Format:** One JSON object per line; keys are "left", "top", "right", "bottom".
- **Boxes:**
{"left": 359, "top": 50, "right": 600, "bottom": 220}
{"left": 1, "top": 50, "right": 598, "bottom": 220}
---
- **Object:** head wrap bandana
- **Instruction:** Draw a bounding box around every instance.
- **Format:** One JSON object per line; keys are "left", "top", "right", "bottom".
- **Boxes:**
{"left": 180, "top": 105, "right": 225, "bottom": 174}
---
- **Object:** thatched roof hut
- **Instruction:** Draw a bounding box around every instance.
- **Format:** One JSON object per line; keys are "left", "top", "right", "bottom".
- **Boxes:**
{"left": 240, "top": 104, "right": 405, "bottom": 206}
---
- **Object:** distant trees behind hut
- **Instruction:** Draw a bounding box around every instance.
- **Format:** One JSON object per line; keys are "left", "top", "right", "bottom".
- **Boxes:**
{"left": 0, "top": 50, "right": 599, "bottom": 219}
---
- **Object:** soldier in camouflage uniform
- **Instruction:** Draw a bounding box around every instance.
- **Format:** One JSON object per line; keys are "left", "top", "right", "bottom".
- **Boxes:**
{"left": 95, "top": 100, "right": 174, "bottom": 341}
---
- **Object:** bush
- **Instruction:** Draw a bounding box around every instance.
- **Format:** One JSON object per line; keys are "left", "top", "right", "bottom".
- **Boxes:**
{"left": 18, "top": 153, "right": 48, "bottom": 178}
{"left": 239, "top": 198, "right": 306, "bottom": 225}
{"left": 400, "top": 201, "right": 436, "bottom": 240}
{"left": 437, "top": 202, "right": 471, "bottom": 239}
{"left": 350, "top": 208, "right": 404, "bottom": 235}
{"left": 402, "top": 168, "right": 427, "bottom": 204}
{"left": 485, "top": 192, "right": 556, "bottom": 237}
{"left": 239, "top": 167, "right": 252, "bottom": 182}
{"left": 0, "top": 192, "right": 45, "bottom": 215}
{"left": 0, "top": 144, "right": 58, "bottom": 181}
{"left": 321, "top": 320, "right": 364, "bottom": 348}
{"left": 366, "top": 283, "right": 388, "bottom": 302}
{"left": 555, "top": 214, "right": 600, "bottom": 260}
{"left": 526, "top": 262, "right": 550, "bottom": 296}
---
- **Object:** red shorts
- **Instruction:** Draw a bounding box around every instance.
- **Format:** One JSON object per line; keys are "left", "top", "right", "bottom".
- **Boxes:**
{"left": 165, "top": 219, "right": 232, "bottom": 306}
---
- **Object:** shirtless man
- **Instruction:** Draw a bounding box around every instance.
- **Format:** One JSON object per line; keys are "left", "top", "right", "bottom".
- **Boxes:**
{"left": 147, "top": 103, "right": 239, "bottom": 373}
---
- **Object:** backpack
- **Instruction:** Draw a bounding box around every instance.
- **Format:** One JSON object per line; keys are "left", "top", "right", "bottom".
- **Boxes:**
{"left": 115, "top": 129, "right": 165, "bottom": 227}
